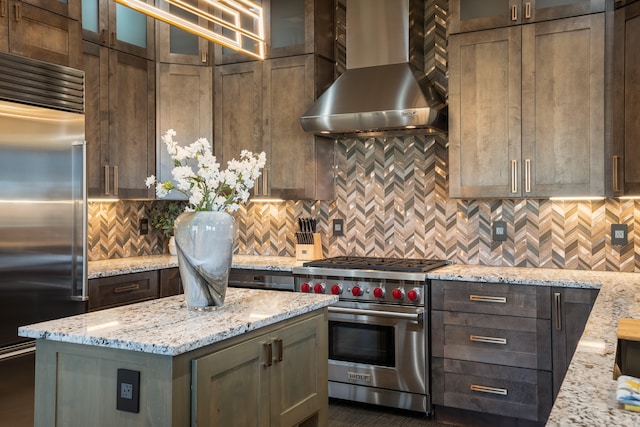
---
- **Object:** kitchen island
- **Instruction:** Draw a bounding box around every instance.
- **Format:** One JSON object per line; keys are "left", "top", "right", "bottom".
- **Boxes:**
{"left": 19, "top": 288, "right": 337, "bottom": 427}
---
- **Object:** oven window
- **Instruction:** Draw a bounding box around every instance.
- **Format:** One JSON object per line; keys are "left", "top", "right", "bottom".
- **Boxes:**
{"left": 329, "top": 321, "right": 395, "bottom": 367}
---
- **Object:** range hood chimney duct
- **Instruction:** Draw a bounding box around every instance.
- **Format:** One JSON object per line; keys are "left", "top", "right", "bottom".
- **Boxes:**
{"left": 300, "top": 0, "right": 447, "bottom": 137}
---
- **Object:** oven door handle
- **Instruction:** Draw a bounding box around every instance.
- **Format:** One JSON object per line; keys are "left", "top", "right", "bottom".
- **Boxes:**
{"left": 328, "top": 306, "right": 424, "bottom": 323}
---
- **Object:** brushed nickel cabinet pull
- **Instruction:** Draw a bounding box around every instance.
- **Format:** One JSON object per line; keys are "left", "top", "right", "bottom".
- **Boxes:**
{"left": 554, "top": 292, "right": 562, "bottom": 330}
{"left": 524, "top": 158, "right": 531, "bottom": 193}
{"left": 113, "top": 165, "right": 119, "bottom": 196}
{"left": 275, "top": 338, "right": 283, "bottom": 362}
{"left": 469, "top": 295, "right": 507, "bottom": 304}
{"left": 114, "top": 283, "right": 140, "bottom": 293}
{"left": 613, "top": 155, "right": 621, "bottom": 193}
{"left": 104, "top": 165, "right": 110, "bottom": 195}
{"left": 262, "top": 167, "right": 269, "bottom": 195}
{"left": 201, "top": 49, "right": 208, "bottom": 63}
{"left": 1, "top": 0, "right": 7, "bottom": 18}
{"left": 525, "top": 2, "right": 532, "bottom": 19}
{"left": 511, "top": 160, "right": 518, "bottom": 193}
{"left": 13, "top": 3, "right": 20, "bottom": 21}
{"left": 511, "top": 5, "right": 517, "bottom": 21}
{"left": 264, "top": 342, "right": 273, "bottom": 367}
{"left": 470, "top": 335, "right": 507, "bottom": 345}
{"left": 470, "top": 384, "right": 508, "bottom": 396}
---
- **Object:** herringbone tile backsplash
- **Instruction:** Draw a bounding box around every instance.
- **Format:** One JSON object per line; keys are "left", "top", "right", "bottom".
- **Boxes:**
{"left": 88, "top": 134, "right": 640, "bottom": 272}
{"left": 87, "top": 0, "right": 640, "bottom": 271}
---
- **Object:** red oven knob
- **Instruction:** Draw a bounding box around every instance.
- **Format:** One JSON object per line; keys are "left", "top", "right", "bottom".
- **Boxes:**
{"left": 407, "top": 288, "right": 420, "bottom": 301}
{"left": 373, "top": 287, "right": 385, "bottom": 298}
{"left": 331, "top": 284, "right": 343, "bottom": 295}
{"left": 392, "top": 288, "right": 404, "bottom": 300}
{"left": 351, "top": 286, "right": 363, "bottom": 297}
{"left": 313, "top": 283, "right": 326, "bottom": 294}
{"left": 300, "top": 283, "right": 312, "bottom": 293}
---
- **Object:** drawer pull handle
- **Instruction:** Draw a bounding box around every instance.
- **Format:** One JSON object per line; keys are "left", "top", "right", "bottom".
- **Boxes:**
{"left": 470, "top": 384, "right": 508, "bottom": 396}
{"left": 275, "top": 338, "right": 283, "bottom": 362}
{"left": 469, "top": 295, "right": 507, "bottom": 304}
{"left": 264, "top": 342, "right": 272, "bottom": 367}
{"left": 470, "top": 335, "right": 507, "bottom": 345}
{"left": 114, "top": 283, "right": 140, "bottom": 293}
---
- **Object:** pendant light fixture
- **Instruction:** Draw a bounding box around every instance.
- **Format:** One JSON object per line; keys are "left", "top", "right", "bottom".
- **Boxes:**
{"left": 114, "top": 0, "right": 265, "bottom": 60}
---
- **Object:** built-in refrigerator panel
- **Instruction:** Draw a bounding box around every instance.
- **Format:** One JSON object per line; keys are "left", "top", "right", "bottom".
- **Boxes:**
{"left": 0, "top": 51, "right": 87, "bottom": 426}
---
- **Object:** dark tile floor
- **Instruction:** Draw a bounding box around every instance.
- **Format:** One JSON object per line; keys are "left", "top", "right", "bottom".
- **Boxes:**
{"left": 328, "top": 399, "right": 451, "bottom": 427}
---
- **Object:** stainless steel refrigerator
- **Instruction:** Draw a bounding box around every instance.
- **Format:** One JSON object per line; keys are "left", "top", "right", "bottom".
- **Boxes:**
{"left": 0, "top": 52, "right": 87, "bottom": 426}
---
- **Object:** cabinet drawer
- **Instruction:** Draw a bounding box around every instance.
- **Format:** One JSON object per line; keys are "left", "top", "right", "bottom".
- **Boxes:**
{"left": 432, "top": 310, "right": 551, "bottom": 370}
{"left": 431, "top": 280, "right": 551, "bottom": 318}
{"left": 432, "top": 358, "right": 552, "bottom": 422}
{"left": 88, "top": 271, "right": 159, "bottom": 311}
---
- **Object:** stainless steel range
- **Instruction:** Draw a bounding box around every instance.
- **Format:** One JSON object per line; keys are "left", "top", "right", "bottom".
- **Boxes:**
{"left": 292, "top": 256, "right": 447, "bottom": 414}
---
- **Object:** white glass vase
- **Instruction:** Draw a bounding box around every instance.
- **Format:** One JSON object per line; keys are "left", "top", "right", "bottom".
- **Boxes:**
{"left": 173, "top": 211, "right": 236, "bottom": 310}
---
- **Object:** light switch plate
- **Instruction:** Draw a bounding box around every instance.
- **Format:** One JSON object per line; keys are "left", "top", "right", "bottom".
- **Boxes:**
{"left": 333, "top": 219, "right": 344, "bottom": 237}
{"left": 492, "top": 221, "right": 507, "bottom": 242}
{"left": 612, "top": 224, "right": 628, "bottom": 246}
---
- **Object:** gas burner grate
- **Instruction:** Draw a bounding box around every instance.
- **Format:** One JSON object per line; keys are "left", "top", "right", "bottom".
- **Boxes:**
{"left": 302, "top": 256, "right": 447, "bottom": 273}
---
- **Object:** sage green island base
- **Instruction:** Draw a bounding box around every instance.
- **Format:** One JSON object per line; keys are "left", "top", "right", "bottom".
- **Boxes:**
{"left": 20, "top": 289, "right": 337, "bottom": 427}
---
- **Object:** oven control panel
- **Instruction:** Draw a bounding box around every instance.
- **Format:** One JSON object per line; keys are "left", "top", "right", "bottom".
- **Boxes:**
{"left": 295, "top": 276, "right": 425, "bottom": 305}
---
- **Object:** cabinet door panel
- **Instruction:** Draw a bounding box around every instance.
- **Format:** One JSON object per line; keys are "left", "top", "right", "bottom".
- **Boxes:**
{"left": 614, "top": 2, "right": 640, "bottom": 195}
{"left": 83, "top": 41, "right": 110, "bottom": 197}
{"left": 271, "top": 313, "right": 326, "bottom": 426}
{"left": 448, "top": 27, "right": 522, "bottom": 198}
{"left": 156, "top": 0, "right": 210, "bottom": 65}
{"left": 157, "top": 63, "right": 212, "bottom": 200}
{"left": 551, "top": 287, "right": 598, "bottom": 398}
{"left": 108, "top": 50, "right": 155, "bottom": 199}
{"left": 214, "top": 62, "right": 264, "bottom": 165}
{"left": 8, "top": 2, "right": 81, "bottom": 68}
{"left": 449, "top": 0, "right": 519, "bottom": 34}
{"left": 521, "top": 14, "right": 605, "bottom": 197}
{"left": 192, "top": 335, "right": 269, "bottom": 426}
{"left": 263, "top": 55, "right": 315, "bottom": 199}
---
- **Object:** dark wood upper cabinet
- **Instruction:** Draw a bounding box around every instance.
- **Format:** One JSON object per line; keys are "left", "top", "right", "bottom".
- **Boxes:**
{"left": 612, "top": 0, "right": 640, "bottom": 196}
{"left": 0, "top": 0, "right": 81, "bottom": 68}
{"left": 449, "top": 0, "right": 606, "bottom": 34}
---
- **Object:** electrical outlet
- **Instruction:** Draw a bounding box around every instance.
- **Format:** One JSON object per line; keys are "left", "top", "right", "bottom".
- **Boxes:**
{"left": 492, "top": 221, "right": 507, "bottom": 242}
{"left": 611, "top": 224, "right": 628, "bottom": 246}
{"left": 140, "top": 218, "right": 149, "bottom": 235}
{"left": 333, "top": 219, "right": 344, "bottom": 237}
{"left": 116, "top": 369, "right": 140, "bottom": 413}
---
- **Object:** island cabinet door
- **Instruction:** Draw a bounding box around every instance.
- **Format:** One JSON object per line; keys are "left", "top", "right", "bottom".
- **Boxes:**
{"left": 191, "top": 334, "right": 270, "bottom": 426}
{"left": 269, "top": 313, "right": 328, "bottom": 427}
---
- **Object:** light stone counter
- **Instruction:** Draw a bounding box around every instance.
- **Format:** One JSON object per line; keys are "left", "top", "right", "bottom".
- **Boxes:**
{"left": 19, "top": 288, "right": 337, "bottom": 356}
{"left": 88, "top": 254, "right": 303, "bottom": 279}
{"left": 429, "top": 264, "right": 640, "bottom": 426}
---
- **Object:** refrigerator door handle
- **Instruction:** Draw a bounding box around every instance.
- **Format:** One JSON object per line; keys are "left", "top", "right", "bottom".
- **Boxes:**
{"left": 71, "top": 141, "right": 89, "bottom": 302}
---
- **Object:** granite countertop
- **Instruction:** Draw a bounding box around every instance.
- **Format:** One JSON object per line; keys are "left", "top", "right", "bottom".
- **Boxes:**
{"left": 18, "top": 288, "right": 337, "bottom": 356}
{"left": 430, "top": 264, "right": 640, "bottom": 426}
{"left": 88, "top": 254, "right": 303, "bottom": 279}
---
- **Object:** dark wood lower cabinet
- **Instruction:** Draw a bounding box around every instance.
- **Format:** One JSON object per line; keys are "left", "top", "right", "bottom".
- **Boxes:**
{"left": 431, "top": 280, "right": 597, "bottom": 426}
{"left": 88, "top": 271, "right": 159, "bottom": 311}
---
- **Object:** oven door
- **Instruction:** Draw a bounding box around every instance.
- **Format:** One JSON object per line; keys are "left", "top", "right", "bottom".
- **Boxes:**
{"left": 327, "top": 301, "right": 427, "bottom": 396}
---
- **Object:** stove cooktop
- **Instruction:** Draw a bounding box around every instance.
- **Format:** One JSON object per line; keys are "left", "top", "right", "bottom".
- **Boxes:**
{"left": 302, "top": 256, "right": 448, "bottom": 273}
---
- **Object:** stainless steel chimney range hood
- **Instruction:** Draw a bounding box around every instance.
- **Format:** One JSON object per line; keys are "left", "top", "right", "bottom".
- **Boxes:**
{"left": 300, "top": 0, "right": 447, "bottom": 137}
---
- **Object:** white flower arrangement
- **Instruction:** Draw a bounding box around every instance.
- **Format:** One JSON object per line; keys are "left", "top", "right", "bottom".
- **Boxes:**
{"left": 145, "top": 129, "right": 266, "bottom": 212}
